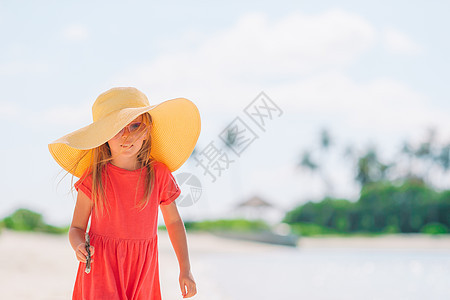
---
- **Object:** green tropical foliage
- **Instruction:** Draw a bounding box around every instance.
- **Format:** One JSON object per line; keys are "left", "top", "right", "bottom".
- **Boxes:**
{"left": 284, "top": 179, "right": 450, "bottom": 235}
{"left": 291, "top": 127, "right": 450, "bottom": 236}
{"left": 159, "top": 218, "right": 270, "bottom": 232}
{"left": 2, "top": 208, "right": 69, "bottom": 234}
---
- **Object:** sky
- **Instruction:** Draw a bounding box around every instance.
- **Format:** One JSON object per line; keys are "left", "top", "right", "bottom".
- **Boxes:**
{"left": 1, "top": 0, "right": 450, "bottom": 226}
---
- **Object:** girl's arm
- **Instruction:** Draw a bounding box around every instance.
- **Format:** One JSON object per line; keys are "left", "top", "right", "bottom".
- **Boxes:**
{"left": 160, "top": 202, "right": 197, "bottom": 298}
{"left": 69, "top": 190, "right": 95, "bottom": 263}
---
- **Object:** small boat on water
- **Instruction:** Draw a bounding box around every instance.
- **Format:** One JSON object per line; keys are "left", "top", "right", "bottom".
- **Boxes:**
{"left": 210, "top": 229, "right": 299, "bottom": 247}
{"left": 212, "top": 195, "right": 299, "bottom": 246}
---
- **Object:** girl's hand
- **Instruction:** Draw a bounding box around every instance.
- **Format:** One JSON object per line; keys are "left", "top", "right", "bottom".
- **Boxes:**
{"left": 179, "top": 270, "right": 197, "bottom": 298}
{"left": 75, "top": 242, "right": 95, "bottom": 263}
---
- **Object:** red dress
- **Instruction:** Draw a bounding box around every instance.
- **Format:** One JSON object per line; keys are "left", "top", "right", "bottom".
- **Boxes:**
{"left": 73, "top": 161, "right": 181, "bottom": 300}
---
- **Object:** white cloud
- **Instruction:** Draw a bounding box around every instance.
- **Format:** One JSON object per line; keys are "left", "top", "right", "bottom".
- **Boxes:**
{"left": 383, "top": 28, "right": 423, "bottom": 55}
{"left": 108, "top": 9, "right": 448, "bottom": 146}
{"left": 107, "top": 9, "right": 448, "bottom": 144}
{"left": 274, "top": 70, "right": 449, "bottom": 138}
{"left": 112, "top": 9, "right": 376, "bottom": 108}
{"left": 199, "top": 10, "right": 375, "bottom": 77}
{"left": 62, "top": 24, "right": 89, "bottom": 42}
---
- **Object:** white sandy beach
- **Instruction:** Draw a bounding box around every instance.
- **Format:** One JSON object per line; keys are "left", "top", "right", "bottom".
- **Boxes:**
{"left": 0, "top": 230, "right": 449, "bottom": 300}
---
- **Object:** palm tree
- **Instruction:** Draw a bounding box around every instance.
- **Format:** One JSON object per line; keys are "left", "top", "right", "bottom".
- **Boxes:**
{"left": 414, "top": 127, "right": 439, "bottom": 186}
{"left": 436, "top": 143, "right": 450, "bottom": 188}
{"left": 296, "top": 149, "right": 318, "bottom": 173}
{"left": 355, "top": 145, "right": 393, "bottom": 187}
{"left": 318, "top": 128, "right": 334, "bottom": 197}
{"left": 296, "top": 128, "right": 334, "bottom": 198}
{"left": 221, "top": 127, "right": 242, "bottom": 205}
{"left": 400, "top": 140, "right": 414, "bottom": 179}
{"left": 398, "top": 127, "right": 445, "bottom": 188}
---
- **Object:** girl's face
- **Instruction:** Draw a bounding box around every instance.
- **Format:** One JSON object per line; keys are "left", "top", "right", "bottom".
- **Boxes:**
{"left": 107, "top": 115, "right": 147, "bottom": 160}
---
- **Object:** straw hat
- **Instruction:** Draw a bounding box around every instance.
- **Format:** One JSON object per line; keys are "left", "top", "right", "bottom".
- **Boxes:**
{"left": 48, "top": 87, "right": 201, "bottom": 177}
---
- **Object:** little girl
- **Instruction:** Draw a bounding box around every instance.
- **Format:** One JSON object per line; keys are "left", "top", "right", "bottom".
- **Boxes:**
{"left": 48, "top": 87, "right": 201, "bottom": 299}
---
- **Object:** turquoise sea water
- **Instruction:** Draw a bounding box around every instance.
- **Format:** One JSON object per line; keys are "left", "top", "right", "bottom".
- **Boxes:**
{"left": 197, "top": 247, "right": 450, "bottom": 300}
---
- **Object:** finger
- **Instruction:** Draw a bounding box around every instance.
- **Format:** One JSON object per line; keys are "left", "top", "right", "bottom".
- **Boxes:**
{"left": 80, "top": 252, "right": 87, "bottom": 262}
{"left": 89, "top": 246, "right": 95, "bottom": 256}
{"left": 186, "top": 284, "right": 195, "bottom": 297}
{"left": 76, "top": 253, "right": 87, "bottom": 263}
{"left": 78, "top": 247, "right": 88, "bottom": 257}
{"left": 188, "top": 283, "right": 197, "bottom": 297}
{"left": 78, "top": 249, "right": 89, "bottom": 261}
{"left": 187, "top": 284, "right": 195, "bottom": 297}
{"left": 78, "top": 246, "right": 88, "bottom": 257}
{"left": 180, "top": 282, "right": 187, "bottom": 297}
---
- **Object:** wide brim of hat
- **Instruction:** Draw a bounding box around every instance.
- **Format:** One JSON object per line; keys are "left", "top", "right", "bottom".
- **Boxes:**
{"left": 48, "top": 98, "right": 201, "bottom": 177}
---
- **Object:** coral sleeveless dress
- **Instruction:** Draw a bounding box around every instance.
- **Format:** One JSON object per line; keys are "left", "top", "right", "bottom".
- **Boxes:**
{"left": 73, "top": 161, "right": 181, "bottom": 300}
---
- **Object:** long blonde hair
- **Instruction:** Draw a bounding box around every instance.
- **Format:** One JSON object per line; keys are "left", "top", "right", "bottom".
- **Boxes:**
{"left": 71, "top": 112, "right": 156, "bottom": 217}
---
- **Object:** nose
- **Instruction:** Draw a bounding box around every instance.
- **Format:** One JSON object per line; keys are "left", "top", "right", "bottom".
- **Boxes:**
{"left": 121, "top": 126, "right": 131, "bottom": 139}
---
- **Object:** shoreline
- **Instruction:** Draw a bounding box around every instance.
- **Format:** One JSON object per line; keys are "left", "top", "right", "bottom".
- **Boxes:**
{"left": 184, "top": 230, "right": 450, "bottom": 250}
{"left": 0, "top": 230, "right": 449, "bottom": 300}
{"left": 2, "top": 229, "right": 450, "bottom": 248}
{"left": 297, "top": 233, "right": 450, "bottom": 249}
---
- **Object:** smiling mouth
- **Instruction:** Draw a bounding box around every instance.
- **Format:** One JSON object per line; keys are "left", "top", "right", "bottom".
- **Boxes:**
{"left": 121, "top": 145, "right": 133, "bottom": 148}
